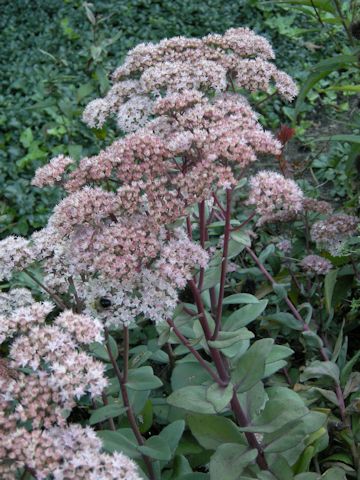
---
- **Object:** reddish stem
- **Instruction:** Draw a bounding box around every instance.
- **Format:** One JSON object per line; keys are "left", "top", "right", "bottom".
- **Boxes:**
{"left": 186, "top": 215, "right": 193, "bottom": 239}
{"left": 104, "top": 329, "right": 155, "bottom": 480}
{"left": 101, "top": 393, "right": 116, "bottom": 431}
{"left": 212, "top": 193, "right": 226, "bottom": 215}
{"left": 198, "top": 201, "right": 206, "bottom": 290}
{"left": 213, "top": 189, "right": 232, "bottom": 340}
{"left": 167, "top": 319, "right": 227, "bottom": 386}
{"left": 230, "top": 394, "right": 268, "bottom": 470}
{"left": 187, "top": 278, "right": 268, "bottom": 469}
{"left": 230, "top": 211, "right": 256, "bottom": 232}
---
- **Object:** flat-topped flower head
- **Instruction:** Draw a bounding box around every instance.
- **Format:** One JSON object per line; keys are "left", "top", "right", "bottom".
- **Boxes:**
{"left": 84, "top": 28, "right": 297, "bottom": 131}
{"left": 311, "top": 213, "right": 359, "bottom": 256}
{"left": 247, "top": 171, "right": 304, "bottom": 225}
{"left": 303, "top": 198, "right": 333, "bottom": 215}
{"left": 300, "top": 254, "right": 332, "bottom": 275}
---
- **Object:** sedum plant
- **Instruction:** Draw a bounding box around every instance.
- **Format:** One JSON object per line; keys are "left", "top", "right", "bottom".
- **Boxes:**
{"left": 0, "top": 27, "right": 359, "bottom": 479}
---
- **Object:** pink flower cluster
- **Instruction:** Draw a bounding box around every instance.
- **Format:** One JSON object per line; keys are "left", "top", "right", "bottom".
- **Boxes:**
{"left": 5, "top": 30, "right": 297, "bottom": 328}
{"left": 32, "top": 154, "right": 73, "bottom": 188}
{"left": 311, "top": 213, "right": 359, "bottom": 256}
{"left": 83, "top": 28, "right": 296, "bottom": 131}
{"left": 0, "top": 294, "right": 139, "bottom": 479}
{"left": 0, "top": 28, "right": 321, "bottom": 480}
{"left": 0, "top": 424, "right": 140, "bottom": 480}
{"left": 0, "top": 236, "right": 34, "bottom": 281}
{"left": 276, "top": 239, "right": 292, "bottom": 254}
{"left": 300, "top": 254, "right": 332, "bottom": 275}
{"left": 156, "top": 229, "right": 209, "bottom": 288}
{"left": 78, "top": 228, "right": 208, "bottom": 328}
{"left": 303, "top": 198, "right": 333, "bottom": 215}
{"left": 247, "top": 171, "right": 304, "bottom": 225}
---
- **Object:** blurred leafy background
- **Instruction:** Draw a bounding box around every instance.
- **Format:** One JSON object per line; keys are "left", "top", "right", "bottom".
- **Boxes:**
{"left": 0, "top": 0, "right": 359, "bottom": 237}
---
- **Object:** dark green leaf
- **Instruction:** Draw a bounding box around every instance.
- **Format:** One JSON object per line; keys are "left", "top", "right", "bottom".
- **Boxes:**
{"left": 89, "top": 403, "right": 126, "bottom": 425}
{"left": 126, "top": 366, "right": 163, "bottom": 391}
{"left": 138, "top": 435, "right": 172, "bottom": 460}
{"left": 224, "top": 300, "right": 268, "bottom": 331}
{"left": 231, "top": 339, "right": 274, "bottom": 392}
{"left": 209, "top": 444, "right": 257, "bottom": 480}
{"left": 188, "top": 414, "right": 246, "bottom": 450}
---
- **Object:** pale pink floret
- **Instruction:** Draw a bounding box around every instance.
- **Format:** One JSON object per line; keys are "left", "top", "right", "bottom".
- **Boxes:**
{"left": 277, "top": 239, "right": 292, "bottom": 254}
{"left": 0, "top": 301, "right": 53, "bottom": 343}
{"left": 49, "top": 187, "right": 116, "bottom": 235}
{"left": 0, "top": 236, "right": 35, "bottom": 281}
{"left": 235, "top": 58, "right": 298, "bottom": 100}
{"left": 82, "top": 98, "right": 110, "bottom": 128}
{"left": 247, "top": 171, "right": 304, "bottom": 225}
{"left": 0, "top": 288, "right": 34, "bottom": 317}
{"left": 80, "top": 269, "right": 178, "bottom": 328}
{"left": 54, "top": 310, "right": 104, "bottom": 344}
{"left": 303, "top": 198, "right": 334, "bottom": 215}
{"left": 156, "top": 229, "right": 209, "bottom": 288}
{"left": 32, "top": 155, "right": 73, "bottom": 188}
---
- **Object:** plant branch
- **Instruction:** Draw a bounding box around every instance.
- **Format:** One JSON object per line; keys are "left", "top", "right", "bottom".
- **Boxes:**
{"left": 187, "top": 278, "right": 268, "bottom": 469}
{"left": 167, "top": 319, "right": 227, "bottom": 386}
{"left": 213, "top": 189, "right": 232, "bottom": 340}
{"left": 123, "top": 327, "right": 129, "bottom": 383}
{"left": 230, "top": 393, "right": 268, "bottom": 470}
{"left": 332, "top": 0, "right": 355, "bottom": 46}
{"left": 104, "top": 328, "right": 155, "bottom": 480}
{"left": 198, "top": 200, "right": 206, "bottom": 290}
{"left": 230, "top": 212, "right": 256, "bottom": 232}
